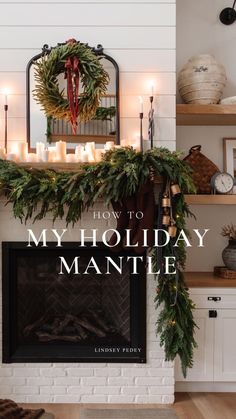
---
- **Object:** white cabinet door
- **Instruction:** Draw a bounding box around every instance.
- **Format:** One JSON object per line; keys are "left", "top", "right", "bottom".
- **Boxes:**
{"left": 214, "top": 309, "right": 236, "bottom": 381}
{"left": 175, "top": 309, "right": 214, "bottom": 381}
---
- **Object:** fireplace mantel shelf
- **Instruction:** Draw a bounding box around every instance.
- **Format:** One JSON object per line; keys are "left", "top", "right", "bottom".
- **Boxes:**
{"left": 10, "top": 162, "right": 164, "bottom": 183}
{"left": 17, "top": 162, "right": 96, "bottom": 172}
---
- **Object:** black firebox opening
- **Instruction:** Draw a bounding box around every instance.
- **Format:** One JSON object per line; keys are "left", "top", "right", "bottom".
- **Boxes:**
{"left": 2, "top": 242, "right": 146, "bottom": 363}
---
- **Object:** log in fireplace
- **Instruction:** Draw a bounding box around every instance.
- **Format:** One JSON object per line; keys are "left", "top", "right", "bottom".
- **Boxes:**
{"left": 2, "top": 242, "right": 146, "bottom": 363}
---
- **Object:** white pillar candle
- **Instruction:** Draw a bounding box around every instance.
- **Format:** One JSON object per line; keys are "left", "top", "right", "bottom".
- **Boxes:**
{"left": 85, "top": 142, "right": 96, "bottom": 162}
{"left": 7, "top": 152, "right": 18, "bottom": 162}
{"left": 105, "top": 141, "right": 115, "bottom": 150}
{"left": 0, "top": 146, "right": 6, "bottom": 160}
{"left": 48, "top": 146, "right": 56, "bottom": 162}
{"left": 8, "top": 142, "right": 19, "bottom": 155}
{"left": 17, "top": 142, "right": 28, "bottom": 162}
{"left": 94, "top": 149, "right": 104, "bottom": 162}
{"left": 81, "top": 150, "right": 89, "bottom": 163}
{"left": 66, "top": 154, "right": 78, "bottom": 163}
{"left": 36, "top": 142, "right": 45, "bottom": 162}
{"left": 75, "top": 145, "right": 83, "bottom": 161}
{"left": 42, "top": 149, "right": 49, "bottom": 162}
{"left": 55, "top": 140, "right": 67, "bottom": 162}
{"left": 27, "top": 153, "right": 38, "bottom": 163}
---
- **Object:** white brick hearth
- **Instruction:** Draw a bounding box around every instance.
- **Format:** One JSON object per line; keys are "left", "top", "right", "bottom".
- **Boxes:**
{"left": 0, "top": 201, "right": 174, "bottom": 403}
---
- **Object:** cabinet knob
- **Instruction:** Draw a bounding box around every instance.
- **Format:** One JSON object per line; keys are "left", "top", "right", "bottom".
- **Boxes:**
{"left": 209, "top": 310, "right": 217, "bottom": 318}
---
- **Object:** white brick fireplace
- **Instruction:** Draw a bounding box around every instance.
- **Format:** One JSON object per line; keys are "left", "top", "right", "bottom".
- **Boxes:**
{"left": 0, "top": 200, "right": 174, "bottom": 403}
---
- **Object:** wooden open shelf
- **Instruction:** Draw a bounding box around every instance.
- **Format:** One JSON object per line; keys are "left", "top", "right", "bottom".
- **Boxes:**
{"left": 177, "top": 104, "right": 236, "bottom": 126}
{"left": 184, "top": 194, "right": 236, "bottom": 205}
{"left": 184, "top": 272, "right": 236, "bottom": 288}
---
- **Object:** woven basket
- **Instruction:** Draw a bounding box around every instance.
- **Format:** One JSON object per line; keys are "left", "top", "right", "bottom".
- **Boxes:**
{"left": 214, "top": 266, "right": 236, "bottom": 279}
{"left": 184, "top": 145, "right": 219, "bottom": 194}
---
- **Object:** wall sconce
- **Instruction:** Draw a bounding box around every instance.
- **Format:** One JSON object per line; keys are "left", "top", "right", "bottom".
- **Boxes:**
{"left": 220, "top": 1, "right": 236, "bottom": 25}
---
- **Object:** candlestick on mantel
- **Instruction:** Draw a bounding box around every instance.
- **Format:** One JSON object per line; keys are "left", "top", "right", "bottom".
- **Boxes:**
{"left": 4, "top": 103, "right": 8, "bottom": 152}
{"left": 2, "top": 88, "right": 10, "bottom": 152}
{"left": 139, "top": 112, "right": 144, "bottom": 152}
{"left": 138, "top": 97, "right": 144, "bottom": 152}
{"left": 148, "top": 93, "right": 155, "bottom": 149}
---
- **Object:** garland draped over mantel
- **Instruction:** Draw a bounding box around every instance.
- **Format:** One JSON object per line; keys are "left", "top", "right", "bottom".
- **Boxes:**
{"left": 0, "top": 147, "right": 196, "bottom": 377}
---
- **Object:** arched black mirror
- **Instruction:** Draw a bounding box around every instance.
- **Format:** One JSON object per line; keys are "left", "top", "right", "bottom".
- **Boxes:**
{"left": 26, "top": 42, "right": 120, "bottom": 151}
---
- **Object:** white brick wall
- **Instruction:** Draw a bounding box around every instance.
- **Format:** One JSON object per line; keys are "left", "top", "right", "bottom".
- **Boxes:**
{"left": 0, "top": 203, "right": 175, "bottom": 403}
{"left": 0, "top": 0, "right": 176, "bottom": 404}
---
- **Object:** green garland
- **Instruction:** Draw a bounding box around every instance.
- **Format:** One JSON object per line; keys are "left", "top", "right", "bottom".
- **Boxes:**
{"left": 34, "top": 42, "right": 109, "bottom": 123}
{"left": 0, "top": 147, "right": 196, "bottom": 376}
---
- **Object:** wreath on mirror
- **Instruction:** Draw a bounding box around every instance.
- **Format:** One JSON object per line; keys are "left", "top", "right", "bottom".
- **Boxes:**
{"left": 33, "top": 39, "right": 110, "bottom": 134}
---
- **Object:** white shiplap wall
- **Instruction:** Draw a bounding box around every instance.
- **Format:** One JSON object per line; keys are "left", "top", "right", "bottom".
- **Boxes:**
{"left": 0, "top": 1, "right": 176, "bottom": 404}
{"left": 0, "top": 1, "right": 176, "bottom": 150}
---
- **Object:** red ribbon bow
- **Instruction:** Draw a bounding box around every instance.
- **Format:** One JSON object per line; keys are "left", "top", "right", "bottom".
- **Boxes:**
{"left": 65, "top": 39, "right": 80, "bottom": 134}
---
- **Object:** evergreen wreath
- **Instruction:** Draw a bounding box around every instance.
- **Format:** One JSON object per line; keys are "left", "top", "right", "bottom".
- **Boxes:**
{"left": 33, "top": 41, "right": 109, "bottom": 131}
{"left": 0, "top": 147, "right": 197, "bottom": 377}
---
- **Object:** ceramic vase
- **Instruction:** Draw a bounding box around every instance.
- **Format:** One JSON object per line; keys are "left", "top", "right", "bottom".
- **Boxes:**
{"left": 222, "top": 240, "right": 236, "bottom": 271}
{"left": 178, "top": 54, "right": 227, "bottom": 105}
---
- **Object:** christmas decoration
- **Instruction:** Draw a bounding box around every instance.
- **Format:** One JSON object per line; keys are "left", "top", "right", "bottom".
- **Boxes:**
{"left": 171, "top": 183, "right": 181, "bottom": 196}
{"left": 221, "top": 223, "right": 236, "bottom": 240}
{"left": 0, "top": 147, "right": 196, "bottom": 377}
{"left": 33, "top": 40, "right": 109, "bottom": 131}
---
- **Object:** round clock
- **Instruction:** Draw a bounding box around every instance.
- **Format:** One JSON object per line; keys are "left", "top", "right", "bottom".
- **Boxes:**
{"left": 211, "top": 172, "right": 234, "bottom": 194}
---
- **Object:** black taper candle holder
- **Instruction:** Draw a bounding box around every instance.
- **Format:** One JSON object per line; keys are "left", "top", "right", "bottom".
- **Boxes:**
{"left": 4, "top": 104, "right": 8, "bottom": 153}
{"left": 139, "top": 112, "right": 143, "bottom": 152}
{"left": 148, "top": 95, "right": 154, "bottom": 149}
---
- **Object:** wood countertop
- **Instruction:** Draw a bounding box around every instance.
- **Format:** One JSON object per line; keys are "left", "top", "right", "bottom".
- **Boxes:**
{"left": 184, "top": 272, "right": 236, "bottom": 288}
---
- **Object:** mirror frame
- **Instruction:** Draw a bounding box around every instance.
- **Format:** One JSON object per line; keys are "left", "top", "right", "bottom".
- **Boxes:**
{"left": 26, "top": 42, "right": 120, "bottom": 151}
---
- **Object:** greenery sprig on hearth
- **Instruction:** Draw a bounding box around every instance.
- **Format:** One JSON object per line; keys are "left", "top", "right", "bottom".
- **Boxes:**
{"left": 0, "top": 147, "right": 196, "bottom": 377}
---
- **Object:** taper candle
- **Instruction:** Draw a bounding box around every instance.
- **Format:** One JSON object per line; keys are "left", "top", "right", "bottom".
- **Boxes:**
{"left": 139, "top": 96, "right": 143, "bottom": 113}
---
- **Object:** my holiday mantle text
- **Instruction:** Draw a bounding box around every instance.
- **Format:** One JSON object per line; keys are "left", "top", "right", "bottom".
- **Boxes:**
{"left": 26, "top": 210, "right": 209, "bottom": 276}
